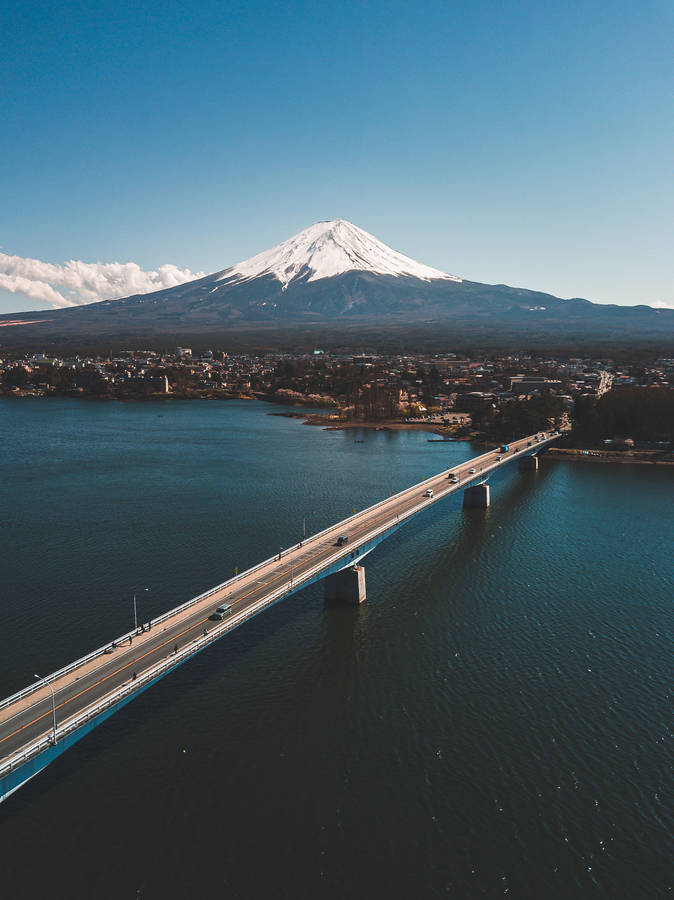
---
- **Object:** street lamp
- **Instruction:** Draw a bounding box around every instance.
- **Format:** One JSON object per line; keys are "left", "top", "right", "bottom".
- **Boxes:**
{"left": 302, "top": 511, "right": 317, "bottom": 543}
{"left": 34, "top": 674, "right": 57, "bottom": 745}
{"left": 133, "top": 587, "right": 150, "bottom": 630}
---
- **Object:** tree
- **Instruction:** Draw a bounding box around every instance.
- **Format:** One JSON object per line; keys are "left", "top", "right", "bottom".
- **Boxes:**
{"left": 4, "top": 366, "right": 29, "bottom": 388}
{"left": 573, "top": 387, "right": 674, "bottom": 444}
{"left": 470, "top": 399, "right": 496, "bottom": 430}
{"left": 492, "top": 395, "right": 564, "bottom": 441}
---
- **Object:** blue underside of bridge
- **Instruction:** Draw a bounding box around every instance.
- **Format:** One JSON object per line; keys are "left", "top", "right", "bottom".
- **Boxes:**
{"left": 1, "top": 448, "right": 542, "bottom": 803}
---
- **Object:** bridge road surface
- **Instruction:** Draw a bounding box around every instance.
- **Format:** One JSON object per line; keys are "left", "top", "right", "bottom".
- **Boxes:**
{"left": 0, "top": 432, "right": 557, "bottom": 768}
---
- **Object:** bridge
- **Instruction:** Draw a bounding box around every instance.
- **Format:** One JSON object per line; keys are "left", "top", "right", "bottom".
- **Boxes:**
{"left": 0, "top": 430, "right": 559, "bottom": 804}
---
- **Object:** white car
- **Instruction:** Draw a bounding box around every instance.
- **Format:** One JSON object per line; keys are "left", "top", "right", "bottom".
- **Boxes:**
{"left": 469, "top": 467, "right": 476, "bottom": 474}
{"left": 425, "top": 488, "right": 434, "bottom": 497}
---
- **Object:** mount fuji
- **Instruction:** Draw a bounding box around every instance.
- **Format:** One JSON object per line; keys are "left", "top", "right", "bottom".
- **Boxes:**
{"left": 219, "top": 219, "right": 461, "bottom": 287}
{"left": 2, "top": 220, "right": 673, "bottom": 348}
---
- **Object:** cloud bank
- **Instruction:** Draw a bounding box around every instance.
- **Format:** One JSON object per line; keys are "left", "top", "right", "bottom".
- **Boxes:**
{"left": 0, "top": 252, "right": 205, "bottom": 309}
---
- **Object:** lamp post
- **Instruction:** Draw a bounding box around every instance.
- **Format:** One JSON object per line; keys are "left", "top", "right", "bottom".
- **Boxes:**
{"left": 133, "top": 587, "right": 149, "bottom": 630}
{"left": 302, "top": 511, "right": 317, "bottom": 543}
{"left": 34, "top": 674, "right": 57, "bottom": 745}
{"left": 302, "top": 511, "right": 318, "bottom": 544}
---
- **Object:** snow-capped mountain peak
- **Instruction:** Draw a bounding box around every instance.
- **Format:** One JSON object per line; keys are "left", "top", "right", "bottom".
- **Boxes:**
{"left": 219, "top": 219, "right": 461, "bottom": 287}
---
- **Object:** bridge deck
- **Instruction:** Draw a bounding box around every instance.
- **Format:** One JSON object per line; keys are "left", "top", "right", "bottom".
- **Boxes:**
{"left": 0, "top": 430, "right": 558, "bottom": 788}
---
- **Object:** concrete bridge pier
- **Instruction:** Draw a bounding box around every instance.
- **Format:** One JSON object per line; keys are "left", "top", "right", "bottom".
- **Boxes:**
{"left": 518, "top": 455, "right": 539, "bottom": 471}
{"left": 463, "top": 483, "right": 490, "bottom": 509}
{"left": 324, "top": 566, "right": 367, "bottom": 605}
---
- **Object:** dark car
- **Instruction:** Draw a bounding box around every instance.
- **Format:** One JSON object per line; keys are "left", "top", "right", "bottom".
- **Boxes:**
{"left": 336, "top": 535, "right": 349, "bottom": 546}
{"left": 210, "top": 603, "right": 232, "bottom": 621}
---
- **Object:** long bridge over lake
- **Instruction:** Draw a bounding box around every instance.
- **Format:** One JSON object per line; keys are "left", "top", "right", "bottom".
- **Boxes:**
{"left": 0, "top": 430, "right": 559, "bottom": 804}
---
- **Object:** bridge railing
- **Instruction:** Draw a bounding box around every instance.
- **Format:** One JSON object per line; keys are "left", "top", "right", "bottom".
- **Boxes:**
{"left": 0, "top": 434, "right": 555, "bottom": 714}
{"left": 1, "top": 433, "right": 559, "bottom": 778}
{"left": 0, "top": 526, "right": 365, "bottom": 780}
{"left": 0, "top": 490, "right": 437, "bottom": 782}
{"left": 0, "top": 453, "right": 464, "bottom": 713}
{"left": 0, "top": 541, "right": 310, "bottom": 712}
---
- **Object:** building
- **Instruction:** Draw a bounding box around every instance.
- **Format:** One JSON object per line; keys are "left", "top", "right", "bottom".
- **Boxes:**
{"left": 510, "top": 376, "right": 563, "bottom": 396}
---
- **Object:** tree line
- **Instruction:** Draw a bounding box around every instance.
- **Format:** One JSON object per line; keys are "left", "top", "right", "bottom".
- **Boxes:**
{"left": 573, "top": 388, "right": 673, "bottom": 444}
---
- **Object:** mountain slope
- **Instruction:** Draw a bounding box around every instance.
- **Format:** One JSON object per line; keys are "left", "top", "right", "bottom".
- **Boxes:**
{"left": 219, "top": 219, "right": 461, "bottom": 286}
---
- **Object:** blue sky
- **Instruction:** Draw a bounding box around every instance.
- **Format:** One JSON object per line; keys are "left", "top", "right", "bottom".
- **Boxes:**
{"left": 1, "top": 0, "right": 672, "bottom": 313}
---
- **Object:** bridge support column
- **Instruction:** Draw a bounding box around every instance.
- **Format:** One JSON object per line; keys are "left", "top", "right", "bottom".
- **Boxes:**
{"left": 463, "top": 483, "right": 490, "bottom": 509}
{"left": 324, "top": 566, "right": 366, "bottom": 605}
{"left": 518, "top": 455, "right": 539, "bottom": 471}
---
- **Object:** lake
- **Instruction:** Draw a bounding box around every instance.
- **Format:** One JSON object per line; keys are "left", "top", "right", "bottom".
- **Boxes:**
{"left": 0, "top": 398, "right": 672, "bottom": 898}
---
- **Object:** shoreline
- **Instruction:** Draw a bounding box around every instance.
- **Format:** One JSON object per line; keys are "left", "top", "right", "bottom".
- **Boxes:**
{"left": 1, "top": 389, "right": 256, "bottom": 402}
{"left": 1, "top": 391, "right": 474, "bottom": 439}
{"left": 547, "top": 447, "right": 674, "bottom": 465}
{"left": 271, "top": 410, "right": 476, "bottom": 439}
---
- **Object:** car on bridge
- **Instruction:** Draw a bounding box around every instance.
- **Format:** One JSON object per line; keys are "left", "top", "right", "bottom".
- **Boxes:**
{"left": 448, "top": 473, "right": 459, "bottom": 483}
{"left": 210, "top": 603, "right": 232, "bottom": 620}
{"left": 425, "top": 488, "right": 434, "bottom": 497}
{"left": 469, "top": 467, "right": 476, "bottom": 474}
{"left": 336, "top": 535, "right": 349, "bottom": 546}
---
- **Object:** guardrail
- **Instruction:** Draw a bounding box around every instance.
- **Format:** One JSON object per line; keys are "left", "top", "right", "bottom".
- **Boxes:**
{"left": 0, "top": 452, "right": 465, "bottom": 713}
{"left": 0, "top": 483, "right": 443, "bottom": 782}
{"left": 0, "top": 540, "right": 311, "bottom": 713}
{"left": 1, "top": 432, "right": 559, "bottom": 780}
{"left": 0, "top": 433, "right": 557, "bottom": 715}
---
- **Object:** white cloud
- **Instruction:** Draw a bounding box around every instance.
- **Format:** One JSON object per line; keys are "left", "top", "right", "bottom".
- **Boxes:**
{"left": 0, "top": 273, "right": 75, "bottom": 307}
{"left": 0, "top": 251, "right": 205, "bottom": 309}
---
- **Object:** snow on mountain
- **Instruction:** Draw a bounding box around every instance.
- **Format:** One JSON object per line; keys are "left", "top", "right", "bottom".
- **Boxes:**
{"left": 218, "top": 219, "right": 461, "bottom": 288}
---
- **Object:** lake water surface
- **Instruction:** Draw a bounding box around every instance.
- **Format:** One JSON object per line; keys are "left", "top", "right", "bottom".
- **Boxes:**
{"left": 0, "top": 398, "right": 672, "bottom": 899}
